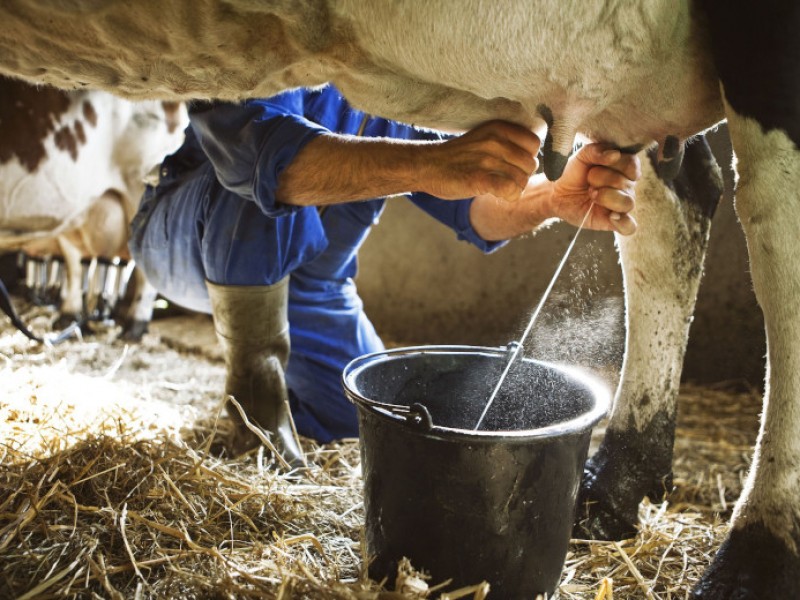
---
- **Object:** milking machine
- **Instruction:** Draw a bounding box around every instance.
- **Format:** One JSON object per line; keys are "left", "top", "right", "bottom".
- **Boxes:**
{"left": 1, "top": 251, "right": 135, "bottom": 343}
{"left": 16, "top": 251, "right": 132, "bottom": 320}
{"left": 22, "top": 254, "right": 64, "bottom": 306}
{"left": 80, "top": 256, "right": 132, "bottom": 323}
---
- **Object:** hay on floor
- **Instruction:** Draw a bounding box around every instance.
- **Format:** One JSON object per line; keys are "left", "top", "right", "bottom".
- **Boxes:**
{"left": 0, "top": 303, "right": 761, "bottom": 598}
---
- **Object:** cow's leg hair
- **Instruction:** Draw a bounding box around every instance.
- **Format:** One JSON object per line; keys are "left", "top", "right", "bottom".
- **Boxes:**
{"left": 114, "top": 266, "right": 157, "bottom": 341}
{"left": 690, "top": 102, "right": 800, "bottom": 600}
{"left": 575, "top": 138, "right": 723, "bottom": 539}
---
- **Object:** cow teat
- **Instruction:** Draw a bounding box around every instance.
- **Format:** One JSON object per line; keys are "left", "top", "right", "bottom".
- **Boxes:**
{"left": 537, "top": 104, "right": 579, "bottom": 181}
{"left": 542, "top": 134, "right": 570, "bottom": 181}
{"left": 656, "top": 135, "right": 685, "bottom": 181}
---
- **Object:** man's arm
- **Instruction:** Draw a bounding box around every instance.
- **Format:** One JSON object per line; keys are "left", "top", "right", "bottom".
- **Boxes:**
{"left": 468, "top": 144, "right": 640, "bottom": 240}
{"left": 276, "top": 120, "right": 541, "bottom": 206}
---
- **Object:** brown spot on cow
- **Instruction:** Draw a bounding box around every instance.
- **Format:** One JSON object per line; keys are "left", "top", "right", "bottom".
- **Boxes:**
{"left": 82, "top": 100, "right": 97, "bottom": 127}
{"left": 54, "top": 126, "right": 79, "bottom": 161}
{"left": 74, "top": 120, "right": 86, "bottom": 144}
{"left": 0, "top": 76, "right": 72, "bottom": 172}
{"left": 161, "top": 101, "right": 182, "bottom": 133}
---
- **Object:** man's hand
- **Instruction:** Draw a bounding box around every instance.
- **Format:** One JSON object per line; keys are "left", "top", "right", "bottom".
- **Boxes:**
{"left": 549, "top": 143, "right": 640, "bottom": 235}
{"left": 420, "top": 120, "right": 541, "bottom": 203}
{"left": 468, "top": 142, "right": 641, "bottom": 241}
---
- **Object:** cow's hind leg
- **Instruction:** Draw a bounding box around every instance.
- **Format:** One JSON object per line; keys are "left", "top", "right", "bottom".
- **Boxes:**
{"left": 690, "top": 101, "right": 800, "bottom": 600}
{"left": 575, "top": 138, "right": 723, "bottom": 539}
{"left": 54, "top": 234, "right": 86, "bottom": 330}
{"left": 114, "top": 266, "right": 157, "bottom": 341}
{"left": 688, "top": 1, "right": 800, "bottom": 595}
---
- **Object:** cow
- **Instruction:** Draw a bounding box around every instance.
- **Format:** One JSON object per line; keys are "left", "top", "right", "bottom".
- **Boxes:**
{"left": 0, "top": 76, "right": 187, "bottom": 340}
{"left": 0, "top": 1, "right": 796, "bottom": 597}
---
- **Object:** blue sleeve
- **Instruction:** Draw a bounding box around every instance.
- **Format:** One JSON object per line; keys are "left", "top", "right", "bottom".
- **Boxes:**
{"left": 404, "top": 125, "right": 450, "bottom": 143}
{"left": 188, "top": 98, "right": 328, "bottom": 218}
{"left": 408, "top": 193, "right": 507, "bottom": 254}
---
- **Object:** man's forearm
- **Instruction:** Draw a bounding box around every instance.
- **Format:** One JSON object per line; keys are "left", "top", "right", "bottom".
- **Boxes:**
{"left": 275, "top": 134, "right": 435, "bottom": 205}
{"left": 277, "top": 130, "right": 554, "bottom": 241}
{"left": 275, "top": 120, "right": 543, "bottom": 206}
{"left": 468, "top": 174, "right": 555, "bottom": 241}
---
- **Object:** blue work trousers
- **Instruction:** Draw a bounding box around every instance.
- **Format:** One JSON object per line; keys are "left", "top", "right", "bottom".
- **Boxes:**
{"left": 130, "top": 164, "right": 383, "bottom": 442}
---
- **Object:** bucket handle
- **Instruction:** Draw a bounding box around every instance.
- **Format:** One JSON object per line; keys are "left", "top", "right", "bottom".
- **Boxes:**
{"left": 346, "top": 343, "right": 520, "bottom": 432}
{"left": 360, "top": 398, "right": 434, "bottom": 431}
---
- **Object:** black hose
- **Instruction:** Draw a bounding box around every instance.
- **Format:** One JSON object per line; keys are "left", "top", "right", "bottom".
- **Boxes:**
{"left": 0, "top": 276, "right": 80, "bottom": 345}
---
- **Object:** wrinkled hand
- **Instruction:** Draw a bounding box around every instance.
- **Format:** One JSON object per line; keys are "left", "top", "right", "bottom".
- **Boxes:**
{"left": 551, "top": 144, "right": 640, "bottom": 235}
{"left": 422, "top": 120, "right": 541, "bottom": 202}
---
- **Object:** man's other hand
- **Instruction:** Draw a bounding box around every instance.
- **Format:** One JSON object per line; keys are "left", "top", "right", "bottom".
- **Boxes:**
{"left": 421, "top": 120, "right": 541, "bottom": 203}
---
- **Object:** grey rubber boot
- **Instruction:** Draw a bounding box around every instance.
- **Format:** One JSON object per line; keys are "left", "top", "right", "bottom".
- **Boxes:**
{"left": 206, "top": 277, "right": 305, "bottom": 466}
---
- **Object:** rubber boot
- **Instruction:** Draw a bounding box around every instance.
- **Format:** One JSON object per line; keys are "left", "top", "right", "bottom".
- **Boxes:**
{"left": 206, "top": 277, "right": 305, "bottom": 466}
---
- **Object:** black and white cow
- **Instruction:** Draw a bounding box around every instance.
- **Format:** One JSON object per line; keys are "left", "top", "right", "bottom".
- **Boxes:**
{"left": 0, "top": 1, "right": 797, "bottom": 597}
{"left": 0, "top": 77, "right": 187, "bottom": 339}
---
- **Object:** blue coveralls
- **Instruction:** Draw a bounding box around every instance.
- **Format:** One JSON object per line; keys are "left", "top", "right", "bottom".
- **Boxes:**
{"left": 130, "top": 85, "right": 504, "bottom": 443}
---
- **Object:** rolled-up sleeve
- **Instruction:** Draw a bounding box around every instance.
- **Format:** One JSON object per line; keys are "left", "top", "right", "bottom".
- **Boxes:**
{"left": 189, "top": 99, "right": 328, "bottom": 218}
{"left": 408, "top": 193, "right": 507, "bottom": 254}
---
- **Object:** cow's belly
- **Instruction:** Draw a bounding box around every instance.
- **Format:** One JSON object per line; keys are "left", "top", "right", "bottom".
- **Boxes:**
{"left": 333, "top": 0, "right": 725, "bottom": 147}
{"left": 0, "top": 0, "right": 724, "bottom": 149}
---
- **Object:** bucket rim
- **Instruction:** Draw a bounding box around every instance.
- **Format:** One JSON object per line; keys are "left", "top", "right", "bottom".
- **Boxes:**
{"left": 342, "top": 344, "right": 611, "bottom": 439}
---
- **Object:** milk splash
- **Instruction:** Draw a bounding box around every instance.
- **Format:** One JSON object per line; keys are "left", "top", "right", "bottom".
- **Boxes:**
{"left": 474, "top": 206, "right": 595, "bottom": 430}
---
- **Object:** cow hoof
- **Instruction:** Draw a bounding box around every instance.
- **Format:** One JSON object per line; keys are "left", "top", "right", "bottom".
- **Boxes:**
{"left": 52, "top": 313, "right": 81, "bottom": 332}
{"left": 573, "top": 498, "right": 638, "bottom": 541}
{"left": 574, "top": 411, "right": 677, "bottom": 540}
{"left": 690, "top": 522, "right": 800, "bottom": 599}
{"left": 573, "top": 457, "right": 639, "bottom": 540}
{"left": 118, "top": 319, "right": 148, "bottom": 342}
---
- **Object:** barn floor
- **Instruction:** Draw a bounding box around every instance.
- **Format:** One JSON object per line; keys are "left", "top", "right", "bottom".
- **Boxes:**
{"left": 0, "top": 300, "right": 761, "bottom": 599}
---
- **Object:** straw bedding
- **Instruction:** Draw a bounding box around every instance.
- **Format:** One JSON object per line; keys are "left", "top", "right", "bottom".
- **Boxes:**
{"left": 0, "top": 304, "right": 761, "bottom": 599}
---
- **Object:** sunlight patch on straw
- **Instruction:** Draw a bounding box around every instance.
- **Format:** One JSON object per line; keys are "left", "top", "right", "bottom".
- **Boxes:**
{"left": 1, "top": 361, "right": 186, "bottom": 459}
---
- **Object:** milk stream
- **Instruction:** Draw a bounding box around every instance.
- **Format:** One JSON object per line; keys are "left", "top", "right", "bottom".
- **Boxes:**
{"left": 474, "top": 204, "right": 595, "bottom": 430}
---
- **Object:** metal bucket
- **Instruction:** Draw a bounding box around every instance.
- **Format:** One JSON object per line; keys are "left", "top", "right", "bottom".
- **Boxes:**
{"left": 343, "top": 345, "right": 610, "bottom": 598}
